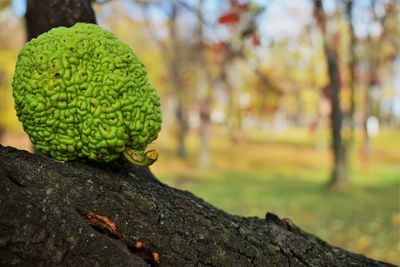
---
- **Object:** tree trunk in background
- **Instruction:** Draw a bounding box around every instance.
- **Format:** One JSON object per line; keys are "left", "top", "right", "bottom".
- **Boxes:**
{"left": 219, "top": 52, "right": 243, "bottom": 145}
{"left": 0, "top": 145, "right": 396, "bottom": 266}
{"left": 362, "top": 40, "right": 378, "bottom": 164}
{"left": 197, "top": 79, "right": 212, "bottom": 168}
{"left": 338, "top": 0, "right": 357, "bottom": 182}
{"left": 225, "top": 71, "right": 242, "bottom": 144}
{"left": 140, "top": 2, "right": 188, "bottom": 160}
{"left": 360, "top": 0, "right": 394, "bottom": 162}
{"left": 362, "top": 71, "right": 372, "bottom": 162}
{"left": 196, "top": 0, "right": 212, "bottom": 169}
{"left": 25, "top": 0, "right": 96, "bottom": 41}
{"left": 344, "top": 0, "right": 356, "bottom": 141}
{"left": 326, "top": 47, "right": 348, "bottom": 187}
{"left": 313, "top": 0, "right": 349, "bottom": 188}
{"left": 293, "top": 90, "right": 304, "bottom": 126}
{"left": 169, "top": 3, "right": 188, "bottom": 159}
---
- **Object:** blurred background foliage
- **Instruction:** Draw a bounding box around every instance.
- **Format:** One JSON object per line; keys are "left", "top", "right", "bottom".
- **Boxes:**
{"left": 0, "top": 0, "right": 399, "bottom": 264}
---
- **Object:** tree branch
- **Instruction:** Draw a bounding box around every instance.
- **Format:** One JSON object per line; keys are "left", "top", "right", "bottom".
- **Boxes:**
{"left": 0, "top": 145, "right": 394, "bottom": 266}
{"left": 25, "top": 0, "right": 96, "bottom": 40}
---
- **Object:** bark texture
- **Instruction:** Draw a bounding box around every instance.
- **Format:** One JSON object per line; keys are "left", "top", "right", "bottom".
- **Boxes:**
{"left": 0, "top": 145, "right": 395, "bottom": 267}
{"left": 25, "top": 0, "right": 96, "bottom": 41}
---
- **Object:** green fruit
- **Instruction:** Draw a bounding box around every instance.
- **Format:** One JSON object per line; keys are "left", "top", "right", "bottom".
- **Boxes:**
{"left": 13, "top": 23, "right": 161, "bottom": 166}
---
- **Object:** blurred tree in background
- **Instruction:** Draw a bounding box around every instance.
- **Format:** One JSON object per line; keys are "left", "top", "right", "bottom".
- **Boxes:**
{"left": 2, "top": 0, "right": 397, "bottom": 176}
{"left": 313, "top": 0, "right": 348, "bottom": 188}
{"left": 0, "top": 0, "right": 399, "bottom": 263}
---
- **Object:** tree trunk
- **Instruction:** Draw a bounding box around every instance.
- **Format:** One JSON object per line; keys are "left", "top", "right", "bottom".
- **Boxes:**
{"left": 345, "top": 0, "right": 356, "bottom": 139}
{"left": 0, "top": 145, "right": 395, "bottom": 266}
{"left": 220, "top": 56, "right": 243, "bottom": 145}
{"left": 325, "top": 47, "right": 348, "bottom": 188}
{"left": 198, "top": 94, "right": 211, "bottom": 169}
{"left": 25, "top": 0, "right": 96, "bottom": 41}
{"left": 196, "top": 0, "right": 212, "bottom": 169}
{"left": 169, "top": 3, "right": 188, "bottom": 160}
{"left": 361, "top": 33, "right": 379, "bottom": 163}
{"left": 313, "top": 0, "right": 349, "bottom": 188}
{"left": 140, "top": 2, "right": 188, "bottom": 160}
{"left": 361, "top": 67, "right": 375, "bottom": 164}
{"left": 337, "top": 0, "right": 357, "bottom": 180}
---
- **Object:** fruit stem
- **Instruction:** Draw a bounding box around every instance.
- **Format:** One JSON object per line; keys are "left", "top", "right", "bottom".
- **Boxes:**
{"left": 122, "top": 148, "right": 158, "bottom": 167}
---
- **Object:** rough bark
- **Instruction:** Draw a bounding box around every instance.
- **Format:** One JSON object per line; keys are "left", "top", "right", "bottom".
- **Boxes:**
{"left": 0, "top": 145, "right": 395, "bottom": 267}
{"left": 25, "top": 0, "right": 96, "bottom": 41}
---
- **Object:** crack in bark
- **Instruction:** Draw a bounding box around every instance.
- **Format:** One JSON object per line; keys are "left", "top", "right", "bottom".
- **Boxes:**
{"left": 75, "top": 208, "right": 160, "bottom": 267}
{"left": 126, "top": 239, "right": 160, "bottom": 267}
{"left": 5, "top": 173, "right": 24, "bottom": 188}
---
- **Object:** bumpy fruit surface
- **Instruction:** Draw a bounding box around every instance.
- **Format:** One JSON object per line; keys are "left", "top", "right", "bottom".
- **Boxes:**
{"left": 12, "top": 23, "right": 161, "bottom": 164}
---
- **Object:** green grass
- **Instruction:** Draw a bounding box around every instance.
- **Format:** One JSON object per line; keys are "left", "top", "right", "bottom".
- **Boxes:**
{"left": 152, "top": 128, "right": 400, "bottom": 265}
